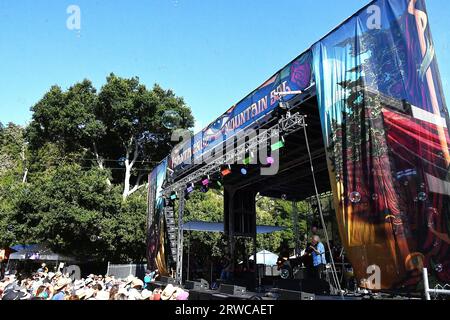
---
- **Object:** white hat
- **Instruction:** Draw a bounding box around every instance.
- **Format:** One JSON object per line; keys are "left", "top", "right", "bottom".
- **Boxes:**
{"left": 131, "top": 278, "right": 144, "bottom": 289}
{"left": 128, "top": 288, "right": 143, "bottom": 300}
{"left": 117, "top": 287, "right": 129, "bottom": 296}
{"left": 161, "top": 284, "right": 177, "bottom": 300}
{"left": 141, "top": 289, "right": 153, "bottom": 300}
{"left": 95, "top": 290, "right": 110, "bottom": 300}
{"left": 83, "top": 288, "right": 95, "bottom": 300}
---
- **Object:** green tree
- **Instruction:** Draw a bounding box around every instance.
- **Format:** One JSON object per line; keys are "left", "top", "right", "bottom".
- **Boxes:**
{"left": 26, "top": 75, "right": 194, "bottom": 202}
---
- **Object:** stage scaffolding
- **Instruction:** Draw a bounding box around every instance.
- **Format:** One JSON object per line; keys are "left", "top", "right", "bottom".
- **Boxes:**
{"left": 161, "top": 109, "right": 342, "bottom": 293}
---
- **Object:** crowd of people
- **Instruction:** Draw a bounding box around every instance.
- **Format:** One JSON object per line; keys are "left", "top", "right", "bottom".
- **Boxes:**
{"left": 0, "top": 266, "right": 189, "bottom": 301}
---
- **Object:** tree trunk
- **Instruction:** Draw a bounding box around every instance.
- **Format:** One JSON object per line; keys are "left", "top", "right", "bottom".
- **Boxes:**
{"left": 93, "top": 142, "right": 112, "bottom": 186}
{"left": 122, "top": 137, "right": 144, "bottom": 201}
{"left": 20, "top": 145, "right": 28, "bottom": 184}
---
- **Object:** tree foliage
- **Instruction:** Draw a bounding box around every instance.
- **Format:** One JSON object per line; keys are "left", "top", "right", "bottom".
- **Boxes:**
{"left": 0, "top": 75, "right": 193, "bottom": 263}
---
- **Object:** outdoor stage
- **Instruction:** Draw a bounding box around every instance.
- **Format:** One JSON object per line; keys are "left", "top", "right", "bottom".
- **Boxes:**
{"left": 146, "top": 0, "right": 450, "bottom": 299}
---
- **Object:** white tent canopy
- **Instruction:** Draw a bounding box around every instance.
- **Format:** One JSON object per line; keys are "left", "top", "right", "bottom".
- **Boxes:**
{"left": 249, "top": 250, "right": 278, "bottom": 266}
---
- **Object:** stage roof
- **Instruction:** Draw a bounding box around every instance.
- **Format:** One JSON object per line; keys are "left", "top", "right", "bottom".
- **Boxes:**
{"left": 183, "top": 221, "right": 285, "bottom": 234}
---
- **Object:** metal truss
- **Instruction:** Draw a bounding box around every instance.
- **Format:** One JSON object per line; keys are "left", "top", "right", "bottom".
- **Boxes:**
{"left": 162, "top": 112, "right": 307, "bottom": 196}
{"left": 423, "top": 267, "right": 450, "bottom": 300}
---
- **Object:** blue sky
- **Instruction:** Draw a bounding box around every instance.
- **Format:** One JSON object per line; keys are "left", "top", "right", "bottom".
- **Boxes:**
{"left": 1, "top": 0, "right": 449, "bottom": 132}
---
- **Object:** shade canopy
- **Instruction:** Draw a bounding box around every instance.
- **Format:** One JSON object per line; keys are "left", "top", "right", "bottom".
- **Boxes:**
{"left": 8, "top": 244, "right": 76, "bottom": 262}
{"left": 249, "top": 250, "right": 279, "bottom": 266}
{"left": 182, "top": 221, "right": 285, "bottom": 234}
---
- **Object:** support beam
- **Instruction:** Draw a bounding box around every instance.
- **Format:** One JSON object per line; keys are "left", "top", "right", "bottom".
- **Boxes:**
{"left": 175, "top": 191, "right": 185, "bottom": 284}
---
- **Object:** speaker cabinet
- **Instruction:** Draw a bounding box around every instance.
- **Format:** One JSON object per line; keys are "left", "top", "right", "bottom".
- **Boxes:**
{"left": 277, "top": 289, "right": 315, "bottom": 300}
{"left": 185, "top": 280, "right": 209, "bottom": 290}
{"left": 159, "top": 276, "right": 176, "bottom": 285}
{"left": 219, "top": 284, "right": 247, "bottom": 296}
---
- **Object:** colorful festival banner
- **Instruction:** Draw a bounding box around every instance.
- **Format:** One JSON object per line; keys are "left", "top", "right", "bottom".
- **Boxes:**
{"left": 313, "top": 0, "right": 450, "bottom": 289}
{"left": 146, "top": 158, "right": 170, "bottom": 275}
{"left": 170, "top": 51, "right": 314, "bottom": 171}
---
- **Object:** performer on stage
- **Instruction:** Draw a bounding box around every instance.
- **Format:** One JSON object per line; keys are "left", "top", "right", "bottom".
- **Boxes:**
{"left": 309, "top": 235, "right": 327, "bottom": 279}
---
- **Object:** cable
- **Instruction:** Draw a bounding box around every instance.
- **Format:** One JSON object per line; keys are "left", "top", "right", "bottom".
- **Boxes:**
{"left": 303, "top": 119, "right": 343, "bottom": 297}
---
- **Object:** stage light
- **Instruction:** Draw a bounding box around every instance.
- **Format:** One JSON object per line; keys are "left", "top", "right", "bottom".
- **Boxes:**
{"left": 186, "top": 183, "right": 194, "bottom": 194}
{"left": 216, "top": 180, "right": 223, "bottom": 187}
{"left": 220, "top": 165, "right": 231, "bottom": 177}
{"left": 200, "top": 185, "right": 209, "bottom": 193}
{"left": 271, "top": 137, "right": 285, "bottom": 151}
{"left": 240, "top": 168, "right": 248, "bottom": 175}
{"left": 201, "top": 176, "right": 210, "bottom": 186}
{"left": 267, "top": 156, "right": 275, "bottom": 165}
{"left": 170, "top": 191, "right": 177, "bottom": 200}
{"left": 243, "top": 151, "right": 255, "bottom": 165}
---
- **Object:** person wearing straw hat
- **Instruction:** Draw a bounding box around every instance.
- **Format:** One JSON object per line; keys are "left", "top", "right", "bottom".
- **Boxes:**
{"left": 52, "top": 277, "right": 69, "bottom": 300}
{"left": 95, "top": 290, "right": 110, "bottom": 300}
{"left": 141, "top": 289, "right": 153, "bottom": 300}
{"left": 161, "top": 284, "right": 177, "bottom": 300}
{"left": 128, "top": 278, "right": 144, "bottom": 300}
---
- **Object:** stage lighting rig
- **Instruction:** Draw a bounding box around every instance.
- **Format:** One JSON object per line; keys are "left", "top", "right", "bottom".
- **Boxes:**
{"left": 220, "top": 165, "right": 232, "bottom": 177}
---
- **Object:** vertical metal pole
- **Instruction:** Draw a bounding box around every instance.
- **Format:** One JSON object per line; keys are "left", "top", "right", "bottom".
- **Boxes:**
{"left": 423, "top": 267, "right": 431, "bottom": 300}
{"left": 292, "top": 201, "right": 300, "bottom": 256}
{"left": 253, "top": 231, "right": 259, "bottom": 290}
{"left": 176, "top": 190, "right": 185, "bottom": 285}
{"left": 187, "top": 231, "right": 190, "bottom": 281}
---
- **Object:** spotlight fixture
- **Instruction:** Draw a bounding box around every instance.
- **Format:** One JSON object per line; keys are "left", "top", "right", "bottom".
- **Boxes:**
{"left": 170, "top": 191, "right": 177, "bottom": 200}
{"left": 185, "top": 183, "right": 194, "bottom": 194}
{"left": 271, "top": 137, "right": 285, "bottom": 151}
{"left": 220, "top": 165, "right": 232, "bottom": 177}
{"left": 243, "top": 151, "right": 255, "bottom": 165}
{"left": 201, "top": 175, "right": 210, "bottom": 186}
{"left": 240, "top": 168, "right": 248, "bottom": 175}
{"left": 267, "top": 156, "right": 275, "bottom": 165}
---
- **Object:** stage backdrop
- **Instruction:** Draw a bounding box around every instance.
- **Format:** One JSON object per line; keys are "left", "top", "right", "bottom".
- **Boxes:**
{"left": 313, "top": 0, "right": 450, "bottom": 289}
{"left": 146, "top": 158, "right": 170, "bottom": 276}
{"left": 147, "top": 0, "right": 450, "bottom": 290}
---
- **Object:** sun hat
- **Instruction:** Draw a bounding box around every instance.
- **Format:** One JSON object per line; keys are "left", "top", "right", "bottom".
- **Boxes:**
{"left": 83, "top": 288, "right": 95, "bottom": 300}
{"left": 128, "top": 288, "right": 143, "bottom": 300}
{"left": 73, "top": 279, "right": 85, "bottom": 290}
{"left": 75, "top": 289, "right": 86, "bottom": 299}
{"left": 131, "top": 278, "right": 144, "bottom": 289}
{"left": 161, "top": 284, "right": 177, "bottom": 300}
{"left": 54, "top": 278, "right": 69, "bottom": 291}
{"left": 124, "top": 275, "right": 135, "bottom": 286}
{"left": 141, "top": 289, "right": 153, "bottom": 300}
{"left": 95, "top": 290, "right": 110, "bottom": 300}
{"left": 175, "top": 288, "right": 189, "bottom": 301}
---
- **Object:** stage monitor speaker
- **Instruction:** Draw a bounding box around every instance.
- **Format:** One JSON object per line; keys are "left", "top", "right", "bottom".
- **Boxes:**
{"left": 274, "top": 279, "right": 302, "bottom": 291}
{"left": 188, "top": 290, "right": 200, "bottom": 300}
{"left": 301, "top": 278, "right": 330, "bottom": 295}
{"left": 185, "top": 279, "right": 209, "bottom": 290}
{"left": 219, "top": 284, "right": 247, "bottom": 296}
{"left": 277, "top": 289, "right": 315, "bottom": 301}
{"left": 274, "top": 278, "right": 330, "bottom": 295}
{"left": 159, "top": 276, "right": 176, "bottom": 285}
